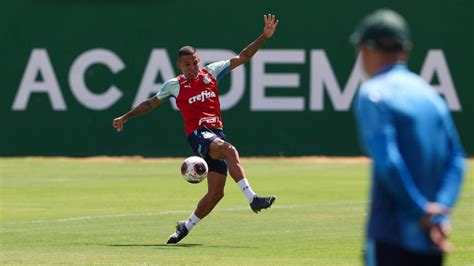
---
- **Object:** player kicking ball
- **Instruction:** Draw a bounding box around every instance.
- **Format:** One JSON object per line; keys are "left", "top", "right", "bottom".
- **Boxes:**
{"left": 112, "top": 14, "right": 278, "bottom": 244}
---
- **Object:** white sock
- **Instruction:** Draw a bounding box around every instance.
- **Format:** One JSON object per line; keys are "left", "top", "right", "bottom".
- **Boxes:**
{"left": 184, "top": 212, "right": 201, "bottom": 231}
{"left": 237, "top": 178, "right": 256, "bottom": 203}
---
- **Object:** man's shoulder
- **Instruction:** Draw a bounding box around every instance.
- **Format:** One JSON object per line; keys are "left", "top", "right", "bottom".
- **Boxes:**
{"left": 156, "top": 78, "right": 180, "bottom": 99}
{"left": 204, "top": 60, "right": 230, "bottom": 69}
{"left": 358, "top": 75, "right": 399, "bottom": 108}
{"left": 163, "top": 78, "right": 180, "bottom": 87}
{"left": 359, "top": 79, "right": 381, "bottom": 99}
{"left": 204, "top": 60, "right": 231, "bottom": 73}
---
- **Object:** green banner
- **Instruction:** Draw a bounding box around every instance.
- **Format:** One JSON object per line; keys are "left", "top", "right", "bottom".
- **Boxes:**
{"left": 1, "top": 0, "right": 472, "bottom": 156}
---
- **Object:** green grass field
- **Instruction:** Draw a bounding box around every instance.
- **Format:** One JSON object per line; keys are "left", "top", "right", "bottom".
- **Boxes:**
{"left": 1, "top": 158, "right": 473, "bottom": 265}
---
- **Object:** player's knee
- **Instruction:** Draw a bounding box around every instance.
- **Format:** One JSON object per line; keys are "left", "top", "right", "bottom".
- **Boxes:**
{"left": 220, "top": 142, "right": 239, "bottom": 159}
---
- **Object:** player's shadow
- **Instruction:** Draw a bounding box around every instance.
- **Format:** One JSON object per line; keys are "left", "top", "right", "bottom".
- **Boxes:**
{"left": 107, "top": 243, "right": 251, "bottom": 249}
{"left": 108, "top": 244, "right": 202, "bottom": 248}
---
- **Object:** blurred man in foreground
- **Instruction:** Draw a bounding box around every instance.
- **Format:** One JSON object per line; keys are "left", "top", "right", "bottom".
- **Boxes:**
{"left": 351, "top": 9, "right": 465, "bottom": 266}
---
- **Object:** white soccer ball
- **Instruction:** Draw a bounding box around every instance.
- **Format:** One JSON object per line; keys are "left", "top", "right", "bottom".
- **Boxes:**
{"left": 180, "top": 156, "right": 208, "bottom": 184}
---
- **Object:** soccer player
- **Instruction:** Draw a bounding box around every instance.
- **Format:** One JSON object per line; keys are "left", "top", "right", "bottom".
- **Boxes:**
{"left": 351, "top": 9, "right": 465, "bottom": 266}
{"left": 112, "top": 14, "right": 278, "bottom": 244}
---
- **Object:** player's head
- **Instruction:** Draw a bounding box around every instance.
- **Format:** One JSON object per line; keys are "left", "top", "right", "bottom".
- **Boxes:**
{"left": 350, "top": 9, "right": 412, "bottom": 76}
{"left": 177, "top": 46, "right": 200, "bottom": 79}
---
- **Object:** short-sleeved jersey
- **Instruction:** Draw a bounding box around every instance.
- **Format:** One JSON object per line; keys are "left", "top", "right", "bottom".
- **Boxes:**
{"left": 156, "top": 60, "right": 231, "bottom": 136}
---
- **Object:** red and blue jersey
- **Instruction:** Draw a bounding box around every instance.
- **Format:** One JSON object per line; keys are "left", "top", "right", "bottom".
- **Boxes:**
{"left": 156, "top": 60, "right": 231, "bottom": 136}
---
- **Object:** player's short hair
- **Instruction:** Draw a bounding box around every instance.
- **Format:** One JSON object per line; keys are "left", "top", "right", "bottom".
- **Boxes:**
{"left": 178, "top": 46, "right": 197, "bottom": 57}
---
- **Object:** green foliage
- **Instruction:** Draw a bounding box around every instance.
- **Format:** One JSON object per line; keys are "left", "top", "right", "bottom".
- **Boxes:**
{"left": 1, "top": 158, "right": 472, "bottom": 264}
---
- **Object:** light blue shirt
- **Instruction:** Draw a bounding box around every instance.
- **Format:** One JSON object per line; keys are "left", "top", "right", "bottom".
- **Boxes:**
{"left": 354, "top": 64, "right": 465, "bottom": 254}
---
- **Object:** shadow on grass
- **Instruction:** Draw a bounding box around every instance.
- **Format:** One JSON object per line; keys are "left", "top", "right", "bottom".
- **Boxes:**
{"left": 106, "top": 243, "right": 252, "bottom": 249}
{"left": 108, "top": 244, "right": 202, "bottom": 247}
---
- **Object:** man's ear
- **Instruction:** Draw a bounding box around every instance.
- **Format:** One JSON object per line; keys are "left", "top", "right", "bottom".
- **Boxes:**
{"left": 196, "top": 56, "right": 201, "bottom": 67}
{"left": 176, "top": 60, "right": 180, "bottom": 69}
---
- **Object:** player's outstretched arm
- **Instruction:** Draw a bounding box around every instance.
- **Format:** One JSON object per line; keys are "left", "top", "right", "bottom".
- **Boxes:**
{"left": 112, "top": 96, "right": 165, "bottom": 132}
{"left": 230, "top": 14, "right": 279, "bottom": 69}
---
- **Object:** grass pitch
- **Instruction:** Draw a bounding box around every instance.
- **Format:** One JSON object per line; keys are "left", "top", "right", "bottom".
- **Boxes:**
{"left": 1, "top": 157, "right": 473, "bottom": 265}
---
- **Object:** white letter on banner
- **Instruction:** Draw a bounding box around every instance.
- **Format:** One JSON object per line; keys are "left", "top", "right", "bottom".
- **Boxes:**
{"left": 69, "top": 49, "right": 124, "bottom": 110}
{"left": 12, "top": 49, "right": 66, "bottom": 110}
{"left": 198, "top": 49, "right": 244, "bottom": 110}
{"left": 251, "top": 50, "right": 305, "bottom": 111}
{"left": 310, "top": 50, "right": 366, "bottom": 111}
{"left": 420, "top": 50, "right": 461, "bottom": 111}
{"left": 134, "top": 49, "right": 176, "bottom": 108}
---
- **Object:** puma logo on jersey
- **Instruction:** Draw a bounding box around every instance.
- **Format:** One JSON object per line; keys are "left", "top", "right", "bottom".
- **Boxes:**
{"left": 184, "top": 84, "right": 191, "bottom": 89}
{"left": 188, "top": 90, "right": 217, "bottom": 104}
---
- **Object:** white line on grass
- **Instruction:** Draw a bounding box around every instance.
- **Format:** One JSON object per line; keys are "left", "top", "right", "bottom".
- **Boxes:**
{"left": 2, "top": 201, "right": 368, "bottom": 225}
{"left": 7, "top": 192, "right": 474, "bottom": 225}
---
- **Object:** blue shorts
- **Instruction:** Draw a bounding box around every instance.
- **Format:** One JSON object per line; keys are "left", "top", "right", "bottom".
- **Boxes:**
{"left": 187, "top": 127, "right": 228, "bottom": 176}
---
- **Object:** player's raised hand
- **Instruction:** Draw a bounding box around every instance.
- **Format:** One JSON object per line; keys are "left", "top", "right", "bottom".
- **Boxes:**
{"left": 263, "top": 14, "right": 279, "bottom": 39}
{"left": 112, "top": 116, "right": 127, "bottom": 132}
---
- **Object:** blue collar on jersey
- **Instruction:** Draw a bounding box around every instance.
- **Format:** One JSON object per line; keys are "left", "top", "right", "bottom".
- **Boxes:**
{"left": 373, "top": 63, "right": 407, "bottom": 77}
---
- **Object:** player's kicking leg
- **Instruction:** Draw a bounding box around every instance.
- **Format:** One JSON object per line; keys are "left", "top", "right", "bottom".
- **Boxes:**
{"left": 208, "top": 138, "right": 277, "bottom": 213}
{"left": 167, "top": 129, "right": 275, "bottom": 244}
{"left": 250, "top": 195, "right": 277, "bottom": 213}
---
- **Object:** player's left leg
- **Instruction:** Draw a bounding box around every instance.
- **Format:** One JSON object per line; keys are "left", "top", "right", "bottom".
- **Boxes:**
{"left": 167, "top": 129, "right": 228, "bottom": 244}
{"left": 166, "top": 170, "right": 226, "bottom": 244}
{"left": 194, "top": 171, "right": 227, "bottom": 218}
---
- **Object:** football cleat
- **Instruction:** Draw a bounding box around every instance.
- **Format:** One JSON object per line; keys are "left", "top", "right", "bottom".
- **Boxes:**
{"left": 250, "top": 195, "right": 277, "bottom": 213}
{"left": 166, "top": 221, "right": 189, "bottom": 244}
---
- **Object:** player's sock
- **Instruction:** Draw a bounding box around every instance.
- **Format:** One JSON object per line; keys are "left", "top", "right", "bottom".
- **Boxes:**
{"left": 184, "top": 212, "right": 200, "bottom": 231}
{"left": 237, "top": 178, "right": 256, "bottom": 203}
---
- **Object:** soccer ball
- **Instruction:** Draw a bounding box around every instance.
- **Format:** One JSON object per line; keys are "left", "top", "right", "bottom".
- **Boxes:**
{"left": 181, "top": 156, "right": 208, "bottom": 184}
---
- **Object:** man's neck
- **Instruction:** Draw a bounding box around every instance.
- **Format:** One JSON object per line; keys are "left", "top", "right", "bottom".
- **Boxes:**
{"left": 372, "top": 61, "right": 405, "bottom": 77}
